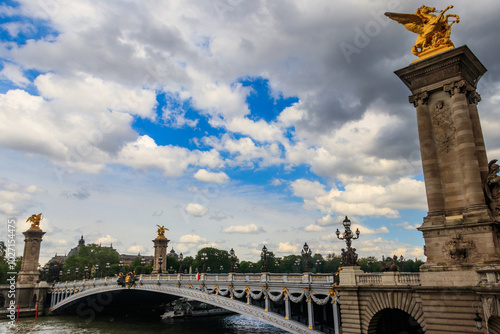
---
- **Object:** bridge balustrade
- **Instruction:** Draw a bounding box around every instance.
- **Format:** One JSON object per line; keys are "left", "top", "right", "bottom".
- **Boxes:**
{"left": 356, "top": 272, "right": 420, "bottom": 286}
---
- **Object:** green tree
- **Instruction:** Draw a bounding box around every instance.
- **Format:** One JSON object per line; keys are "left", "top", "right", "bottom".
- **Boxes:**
{"left": 62, "top": 244, "right": 120, "bottom": 280}
{"left": 193, "top": 247, "right": 231, "bottom": 273}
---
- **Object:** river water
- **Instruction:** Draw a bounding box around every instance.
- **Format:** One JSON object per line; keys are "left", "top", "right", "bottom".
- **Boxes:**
{"left": 1, "top": 314, "right": 289, "bottom": 333}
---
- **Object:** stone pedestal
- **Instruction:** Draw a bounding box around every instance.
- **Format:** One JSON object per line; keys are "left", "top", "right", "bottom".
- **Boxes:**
{"left": 339, "top": 266, "right": 364, "bottom": 286}
{"left": 151, "top": 237, "right": 169, "bottom": 274}
{"left": 18, "top": 229, "right": 45, "bottom": 284}
{"left": 396, "top": 45, "right": 500, "bottom": 272}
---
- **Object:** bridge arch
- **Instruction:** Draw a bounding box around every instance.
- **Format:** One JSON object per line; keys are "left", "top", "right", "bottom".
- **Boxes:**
{"left": 361, "top": 291, "right": 426, "bottom": 333}
{"left": 367, "top": 308, "right": 423, "bottom": 334}
{"left": 51, "top": 284, "right": 321, "bottom": 334}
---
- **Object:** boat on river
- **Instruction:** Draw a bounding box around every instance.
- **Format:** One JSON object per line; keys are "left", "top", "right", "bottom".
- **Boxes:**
{"left": 161, "top": 298, "right": 234, "bottom": 319}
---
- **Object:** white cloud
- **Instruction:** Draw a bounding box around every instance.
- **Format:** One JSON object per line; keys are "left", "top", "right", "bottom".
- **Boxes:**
{"left": 94, "top": 235, "right": 118, "bottom": 245}
{"left": 397, "top": 221, "right": 421, "bottom": 230}
{"left": 178, "top": 234, "right": 207, "bottom": 244}
{"left": 0, "top": 178, "right": 46, "bottom": 215}
{"left": 194, "top": 169, "right": 229, "bottom": 184}
{"left": 276, "top": 242, "right": 299, "bottom": 254}
{"left": 291, "top": 177, "right": 426, "bottom": 218}
{"left": 222, "top": 223, "right": 263, "bottom": 234}
{"left": 126, "top": 244, "right": 146, "bottom": 254}
{"left": 184, "top": 203, "right": 209, "bottom": 217}
{"left": 304, "top": 224, "right": 326, "bottom": 232}
{"left": 0, "top": 62, "right": 30, "bottom": 87}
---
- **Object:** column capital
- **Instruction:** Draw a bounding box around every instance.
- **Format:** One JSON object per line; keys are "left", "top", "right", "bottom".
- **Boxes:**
{"left": 443, "top": 79, "right": 475, "bottom": 97}
{"left": 408, "top": 91, "right": 429, "bottom": 107}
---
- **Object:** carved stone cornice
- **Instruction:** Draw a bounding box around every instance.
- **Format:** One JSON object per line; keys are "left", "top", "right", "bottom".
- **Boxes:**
{"left": 395, "top": 45, "right": 487, "bottom": 93}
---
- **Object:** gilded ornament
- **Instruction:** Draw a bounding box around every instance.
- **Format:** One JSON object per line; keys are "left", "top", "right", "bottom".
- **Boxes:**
{"left": 26, "top": 213, "right": 43, "bottom": 230}
{"left": 156, "top": 224, "right": 168, "bottom": 239}
{"left": 385, "top": 5, "right": 460, "bottom": 61}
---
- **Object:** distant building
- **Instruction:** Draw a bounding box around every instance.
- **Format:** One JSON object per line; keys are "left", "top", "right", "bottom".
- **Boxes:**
{"left": 168, "top": 247, "right": 178, "bottom": 259}
{"left": 44, "top": 235, "right": 153, "bottom": 267}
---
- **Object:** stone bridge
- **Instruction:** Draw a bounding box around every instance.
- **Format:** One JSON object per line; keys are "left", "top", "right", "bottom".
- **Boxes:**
{"left": 49, "top": 272, "right": 340, "bottom": 334}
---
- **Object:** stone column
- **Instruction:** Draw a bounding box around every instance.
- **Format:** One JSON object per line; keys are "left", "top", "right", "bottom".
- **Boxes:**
{"left": 151, "top": 237, "right": 169, "bottom": 274}
{"left": 444, "top": 80, "right": 489, "bottom": 216}
{"left": 18, "top": 228, "right": 45, "bottom": 284}
{"left": 285, "top": 296, "right": 291, "bottom": 320}
{"left": 410, "top": 91, "right": 445, "bottom": 216}
{"left": 307, "top": 297, "right": 314, "bottom": 329}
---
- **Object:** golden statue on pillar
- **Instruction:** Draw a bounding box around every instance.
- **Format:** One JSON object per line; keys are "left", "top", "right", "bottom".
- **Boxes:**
{"left": 156, "top": 225, "right": 168, "bottom": 239}
{"left": 26, "top": 213, "right": 43, "bottom": 230}
{"left": 385, "top": 5, "right": 460, "bottom": 62}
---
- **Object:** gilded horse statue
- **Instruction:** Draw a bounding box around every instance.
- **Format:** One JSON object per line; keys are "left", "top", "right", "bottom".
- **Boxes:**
{"left": 385, "top": 5, "right": 460, "bottom": 60}
{"left": 26, "top": 213, "right": 43, "bottom": 230}
{"left": 156, "top": 225, "right": 169, "bottom": 239}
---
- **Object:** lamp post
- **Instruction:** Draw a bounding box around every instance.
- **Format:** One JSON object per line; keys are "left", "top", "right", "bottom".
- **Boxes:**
{"left": 315, "top": 259, "right": 322, "bottom": 272}
{"left": 294, "top": 259, "right": 301, "bottom": 273}
{"left": 228, "top": 248, "right": 237, "bottom": 272}
{"left": 169, "top": 266, "right": 174, "bottom": 274}
{"left": 249, "top": 263, "right": 253, "bottom": 273}
{"left": 75, "top": 267, "right": 79, "bottom": 280}
{"left": 105, "top": 262, "right": 110, "bottom": 277}
{"left": 367, "top": 256, "right": 375, "bottom": 272}
{"left": 261, "top": 246, "right": 269, "bottom": 272}
{"left": 207, "top": 266, "right": 211, "bottom": 274}
{"left": 275, "top": 259, "right": 280, "bottom": 273}
{"left": 95, "top": 264, "right": 99, "bottom": 278}
{"left": 201, "top": 253, "right": 208, "bottom": 273}
{"left": 220, "top": 265, "right": 224, "bottom": 273}
{"left": 178, "top": 253, "right": 183, "bottom": 274}
{"left": 84, "top": 266, "right": 89, "bottom": 280}
{"left": 141, "top": 257, "right": 145, "bottom": 275}
{"left": 67, "top": 269, "right": 70, "bottom": 281}
{"left": 399, "top": 255, "right": 406, "bottom": 272}
{"left": 59, "top": 270, "right": 63, "bottom": 282}
{"left": 336, "top": 216, "right": 360, "bottom": 266}
{"left": 119, "top": 260, "right": 124, "bottom": 274}
{"left": 301, "top": 242, "right": 312, "bottom": 272}
{"left": 158, "top": 255, "right": 163, "bottom": 274}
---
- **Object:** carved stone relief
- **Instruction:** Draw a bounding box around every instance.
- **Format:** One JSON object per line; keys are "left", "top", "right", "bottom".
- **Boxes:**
{"left": 442, "top": 234, "right": 475, "bottom": 262}
{"left": 431, "top": 100, "right": 456, "bottom": 154}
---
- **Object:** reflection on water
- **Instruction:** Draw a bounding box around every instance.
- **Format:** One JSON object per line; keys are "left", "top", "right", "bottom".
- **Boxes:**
{"left": 2, "top": 314, "right": 289, "bottom": 333}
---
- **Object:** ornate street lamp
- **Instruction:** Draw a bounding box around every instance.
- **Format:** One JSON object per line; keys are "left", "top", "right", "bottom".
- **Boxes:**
{"left": 158, "top": 255, "right": 163, "bottom": 274}
{"left": 399, "top": 255, "right": 406, "bottom": 272}
{"left": 220, "top": 265, "right": 224, "bottom": 273}
{"left": 294, "top": 259, "right": 301, "bottom": 273}
{"left": 301, "top": 242, "right": 313, "bottom": 272}
{"left": 178, "top": 253, "right": 183, "bottom": 274}
{"left": 169, "top": 266, "right": 174, "bottom": 274}
{"left": 261, "top": 245, "right": 269, "bottom": 272}
{"left": 66, "top": 269, "right": 70, "bottom": 281}
{"left": 141, "top": 257, "right": 145, "bottom": 275}
{"left": 201, "top": 253, "right": 208, "bottom": 273}
{"left": 95, "top": 264, "right": 99, "bottom": 278}
{"left": 249, "top": 263, "right": 253, "bottom": 272}
{"left": 105, "top": 262, "right": 110, "bottom": 277}
{"left": 207, "top": 266, "right": 211, "bottom": 273}
{"left": 119, "top": 260, "right": 124, "bottom": 273}
{"left": 84, "top": 266, "right": 89, "bottom": 280}
{"left": 228, "top": 248, "right": 237, "bottom": 272}
{"left": 315, "top": 259, "right": 322, "bottom": 272}
{"left": 59, "top": 270, "right": 63, "bottom": 282}
{"left": 275, "top": 259, "right": 280, "bottom": 273}
{"left": 75, "top": 267, "right": 79, "bottom": 280}
{"left": 336, "top": 216, "right": 360, "bottom": 266}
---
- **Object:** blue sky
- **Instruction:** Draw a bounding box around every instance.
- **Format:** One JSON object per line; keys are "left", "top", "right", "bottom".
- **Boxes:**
{"left": 1, "top": 1, "right": 499, "bottom": 265}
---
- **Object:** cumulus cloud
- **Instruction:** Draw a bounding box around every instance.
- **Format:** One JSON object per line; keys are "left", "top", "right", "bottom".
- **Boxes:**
{"left": 194, "top": 169, "right": 229, "bottom": 183}
{"left": 291, "top": 177, "right": 426, "bottom": 218}
{"left": 276, "top": 242, "right": 299, "bottom": 254}
{"left": 304, "top": 224, "right": 326, "bottom": 232}
{"left": 397, "top": 221, "right": 421, "bottom": 230}
{"left": 94, "top": 235, "right": 118, "bottom": 245}
{"left": 222, "top": 223, "right": 264, "bottom": 234}
{"left": 184, "top": 203, "right": 209, "bottom": 217}
{"left": 0, "top": 178, "right": 46, "bottom": 215}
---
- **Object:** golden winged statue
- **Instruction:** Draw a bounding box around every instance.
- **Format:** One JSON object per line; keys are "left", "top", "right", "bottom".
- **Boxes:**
{"left": 385, "top": 5, "right": 460, "bottom": 61}
{"left": 156, "top": 225, "right": 168, "bottom": 239}
{"left": 26, "top": 213, "right": 43, "bottom": 230}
